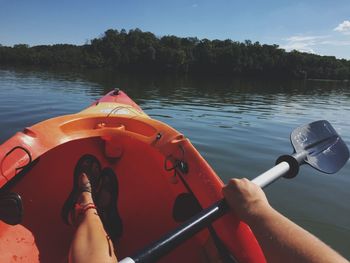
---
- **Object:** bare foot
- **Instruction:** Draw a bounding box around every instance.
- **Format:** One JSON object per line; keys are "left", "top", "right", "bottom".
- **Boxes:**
{"left": 77, "top": 173, "right": 94, "bottom": 205}
{"left": 73, "top": 173, "right": 98, "bottom": 224}
{"left": 61, "top": 155, "right": 102, "bottom": 226}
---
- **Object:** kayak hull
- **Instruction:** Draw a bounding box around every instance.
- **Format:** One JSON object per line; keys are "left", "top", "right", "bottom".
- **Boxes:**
{"left": 0, "top": 90, "right": 266, "bottom": 263}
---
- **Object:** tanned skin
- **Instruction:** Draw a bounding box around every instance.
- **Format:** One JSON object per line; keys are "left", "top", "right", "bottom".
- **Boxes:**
{"left": 222, "top": 178, "right": 348, "bottom": 263}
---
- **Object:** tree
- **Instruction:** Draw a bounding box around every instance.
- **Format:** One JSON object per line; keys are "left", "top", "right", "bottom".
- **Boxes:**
{"left": 0, "top": 28, "right": 349, "bottom": 79}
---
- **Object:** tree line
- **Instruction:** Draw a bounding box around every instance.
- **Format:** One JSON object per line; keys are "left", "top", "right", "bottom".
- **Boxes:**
{"left": 0, "top": 28, "right": 349, "bottom": 80}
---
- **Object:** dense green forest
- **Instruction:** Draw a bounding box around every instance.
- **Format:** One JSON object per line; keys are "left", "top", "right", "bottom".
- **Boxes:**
{"left": 1, "top": 28, "right": 350, "bottom": 79}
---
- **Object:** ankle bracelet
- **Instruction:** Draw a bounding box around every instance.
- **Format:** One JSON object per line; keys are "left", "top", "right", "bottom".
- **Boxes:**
{"left": 75, "top": 202, "right": 97, "bottom": 215}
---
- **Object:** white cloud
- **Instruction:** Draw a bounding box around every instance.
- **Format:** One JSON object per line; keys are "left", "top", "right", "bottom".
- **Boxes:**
{"left": 334, "top": 20, "right": 350, "bottom": 35}
{"left": 280, "top": 35, "right": 329, "bottom": 53}
{"left": 279, "top": 33, "right": 350, "bottom": 59}
{"left": 279, "top": 21, "right": 350, "bottom": 59}
{"left": 286, "top": 36, "right": 327, "bottom": 42}
{"left": 320, "top": 39, "right": 350, "bottom": 46}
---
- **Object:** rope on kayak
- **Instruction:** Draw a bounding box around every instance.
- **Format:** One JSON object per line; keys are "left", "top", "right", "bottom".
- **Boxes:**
{"left": 164, "top": 145, "right": 189, "bottom": 185}
{"left": 0, "top": 146, "right": 32, "bottom": 181}
{"left": 164, "top": 145, "right": 187, "bottom": 171}
{"left": 164, "top": 145, "right": 238, "bottom": 263}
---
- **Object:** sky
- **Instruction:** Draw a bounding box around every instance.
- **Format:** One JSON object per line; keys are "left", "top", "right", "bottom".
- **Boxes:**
{"left": 1, "top": 0, "right": 350, "bottom": 59}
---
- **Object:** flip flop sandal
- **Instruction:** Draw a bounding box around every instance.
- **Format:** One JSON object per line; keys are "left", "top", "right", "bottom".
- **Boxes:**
{"left": 61, "top": 154, "right": 101, "bottom": 225}
{"left": 96, "top": 167, "right": 123, "bottom": 242}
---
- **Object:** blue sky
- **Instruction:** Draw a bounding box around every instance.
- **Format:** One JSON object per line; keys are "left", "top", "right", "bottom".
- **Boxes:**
{"left": 1, "top": 0, "right": 350, "bottom": 59}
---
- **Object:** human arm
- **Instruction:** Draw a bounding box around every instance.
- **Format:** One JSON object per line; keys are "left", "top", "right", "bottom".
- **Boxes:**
{"left": 222, "top": 178, "right": 348, "bottom": 263}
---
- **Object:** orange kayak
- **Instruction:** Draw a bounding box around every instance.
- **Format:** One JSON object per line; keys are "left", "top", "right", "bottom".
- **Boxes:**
{"left": 0, "top": 89, "right": 265, "bottom": 263}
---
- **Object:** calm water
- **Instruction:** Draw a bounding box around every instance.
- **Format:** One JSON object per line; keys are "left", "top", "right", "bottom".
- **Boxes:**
{"left": 1, "top": 68, "right": 350, "bottom": 259}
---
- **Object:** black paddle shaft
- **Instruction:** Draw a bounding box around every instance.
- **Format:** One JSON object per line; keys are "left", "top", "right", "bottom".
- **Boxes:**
{"left": 132, "top": 200, "right": 229, "bottom": 263}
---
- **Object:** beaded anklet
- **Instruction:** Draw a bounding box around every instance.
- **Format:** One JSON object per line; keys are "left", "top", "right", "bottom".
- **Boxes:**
{"left": 75, "top": 202, "right": 97, "bottom": 215}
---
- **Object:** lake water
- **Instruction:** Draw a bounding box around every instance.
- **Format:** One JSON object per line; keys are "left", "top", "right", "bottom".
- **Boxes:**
{"left": 0, "top": 68, "right": 350, "bottom": 259}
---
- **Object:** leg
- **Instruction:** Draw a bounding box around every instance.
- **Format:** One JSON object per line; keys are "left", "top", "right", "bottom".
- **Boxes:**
{"left": 69, "top": 174, "right": 118, "bottom": 263}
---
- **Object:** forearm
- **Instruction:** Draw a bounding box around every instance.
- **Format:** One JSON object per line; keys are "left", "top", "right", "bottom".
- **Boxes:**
{"left": 222, "top": 179, "right": 348, "bottom": 262}
{"left": 247, "top": 207, "right": 348, "bottom": 263}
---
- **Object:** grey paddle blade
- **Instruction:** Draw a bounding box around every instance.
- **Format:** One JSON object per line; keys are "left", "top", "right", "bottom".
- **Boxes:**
{"left": 291, "top": 120, "right": 349, "bottom": 174}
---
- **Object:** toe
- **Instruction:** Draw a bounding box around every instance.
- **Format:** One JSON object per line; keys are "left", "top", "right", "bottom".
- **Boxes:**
{"left": 78, "top": 173, "right": 92, "bottom": 193}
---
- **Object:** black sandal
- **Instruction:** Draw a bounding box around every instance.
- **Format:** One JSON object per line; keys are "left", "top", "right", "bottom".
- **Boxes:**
{"left": 97, "top": 167, "right": 123, "bottom": 241}
{"left": 61, "top": 154, "right": 101, "bottom": 225}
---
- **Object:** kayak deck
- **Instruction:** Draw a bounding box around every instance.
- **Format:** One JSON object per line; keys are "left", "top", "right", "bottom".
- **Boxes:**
{"left": 0, "top": 90, "right": 265, "bottom": 263}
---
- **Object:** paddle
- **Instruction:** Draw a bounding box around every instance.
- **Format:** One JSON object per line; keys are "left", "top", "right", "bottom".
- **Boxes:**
{"left": 120, "top": 120, "right": 349, "bottom": 263}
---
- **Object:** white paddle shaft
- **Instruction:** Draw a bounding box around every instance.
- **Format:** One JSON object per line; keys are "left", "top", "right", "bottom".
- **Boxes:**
{"left": 120, "top": 257, "right": 135, "bottom": 263}
{"left": 251, "top": 161, "right": 290, "bottom": 188}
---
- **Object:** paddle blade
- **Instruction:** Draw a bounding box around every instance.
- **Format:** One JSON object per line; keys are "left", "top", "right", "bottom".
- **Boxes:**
{"left": 291, "top": 120, "right": 349, "bottom": 174}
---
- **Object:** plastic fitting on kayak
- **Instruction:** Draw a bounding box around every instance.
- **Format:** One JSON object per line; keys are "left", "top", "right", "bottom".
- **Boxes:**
{"left": 113, "top": 88, "right": 120, "bottom": 95}
{"left": 176, "top": 160, "right": 189, "bottom": 174}
{"left": 275, "top": 155, "right": 299, "bottom": 178}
